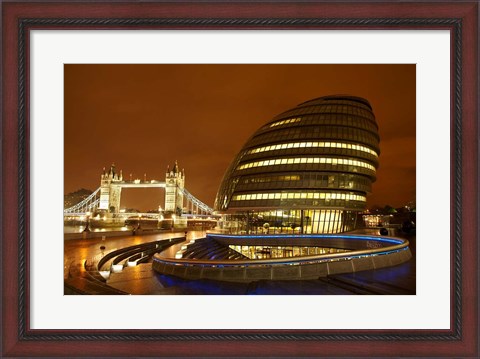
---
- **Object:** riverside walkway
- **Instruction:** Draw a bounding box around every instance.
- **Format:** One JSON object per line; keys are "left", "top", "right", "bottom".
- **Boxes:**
{"left": 64, "top": 230, "right": 191, "bottom": 294}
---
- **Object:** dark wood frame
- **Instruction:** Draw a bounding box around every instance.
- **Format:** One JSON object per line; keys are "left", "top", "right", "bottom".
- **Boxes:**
{"left": 2, "top": 1, "right": 478, "bottom": 357}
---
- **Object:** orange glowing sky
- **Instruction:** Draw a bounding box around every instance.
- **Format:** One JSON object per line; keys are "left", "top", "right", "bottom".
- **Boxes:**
{"left": 65, "top": 64, "right": 415, "bottom": 211}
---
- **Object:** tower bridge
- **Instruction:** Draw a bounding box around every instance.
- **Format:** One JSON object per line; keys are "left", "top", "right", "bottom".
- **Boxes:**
{"left": 64, "top": 162, "right": 214, "bottom": 217}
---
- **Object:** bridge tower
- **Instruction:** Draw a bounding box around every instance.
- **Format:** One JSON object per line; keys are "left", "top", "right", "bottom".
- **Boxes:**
{"left": 99, "top": 164, "right": 123, "bottom": 213}
{"left": 165, "top": 161, "right": 185, "bottom": 214}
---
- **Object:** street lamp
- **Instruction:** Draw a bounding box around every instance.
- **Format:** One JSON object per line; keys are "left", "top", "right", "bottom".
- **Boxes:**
{"left": 83, "top": 211, "right": 91, "bottom": 232}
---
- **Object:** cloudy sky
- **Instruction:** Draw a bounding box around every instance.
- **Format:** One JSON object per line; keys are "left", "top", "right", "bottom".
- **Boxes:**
{"left": 64, "top": 64, "right": 415, "bottom": 211}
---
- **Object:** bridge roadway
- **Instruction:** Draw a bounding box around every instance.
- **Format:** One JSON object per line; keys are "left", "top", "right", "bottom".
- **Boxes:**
{"left": 113, "top": 181, "right": 165, "bottom": 188}
{"left": 65, "top": 229, "right": 416, "bottom": 295}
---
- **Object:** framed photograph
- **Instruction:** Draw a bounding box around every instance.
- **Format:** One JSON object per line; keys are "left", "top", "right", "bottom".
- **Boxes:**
{"left": 2, "top": 1, "right": 478, "bottom": 357}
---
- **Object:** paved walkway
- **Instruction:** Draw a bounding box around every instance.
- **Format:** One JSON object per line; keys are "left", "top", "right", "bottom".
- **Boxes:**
{"left": 64, "top": 229, "right": 416, "bottom": 295}
{"left": 64, "top": 230, "right": 198, "bottom": 294}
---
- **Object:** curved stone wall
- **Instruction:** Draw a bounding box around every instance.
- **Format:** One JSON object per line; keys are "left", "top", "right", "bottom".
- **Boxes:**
{"left": 152, "top": 234, "right": 411, "bottom": 282}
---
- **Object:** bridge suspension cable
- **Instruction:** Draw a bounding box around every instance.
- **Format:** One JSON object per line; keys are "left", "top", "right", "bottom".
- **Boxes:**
{"left": 64, "top": 187, "right": 101, "bottom": 214}
{"left": 179, "top": 187, "right": 214, "bottom": 214}
{"left": 64, "top": 185, "right": 214, "bottom": 216}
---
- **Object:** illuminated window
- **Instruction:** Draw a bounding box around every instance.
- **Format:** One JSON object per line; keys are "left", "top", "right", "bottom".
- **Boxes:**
{"left": 269, "top": 117, "right": 302, "bottom": 128}
{"left": 232, "top": 192, "right": 366, "bottom": 202}
{"left": 246, "top": 141, "right": 378, "bottom": 157}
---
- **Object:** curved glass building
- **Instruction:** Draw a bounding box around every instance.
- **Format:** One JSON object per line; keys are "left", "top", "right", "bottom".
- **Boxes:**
{"left": 214, "top": 95, "right": 380, "bottom": 234}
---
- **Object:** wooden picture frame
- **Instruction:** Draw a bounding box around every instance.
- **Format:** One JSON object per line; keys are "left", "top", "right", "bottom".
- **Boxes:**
{"left": 2, "top": 1, "right": 478, "bottom": 357}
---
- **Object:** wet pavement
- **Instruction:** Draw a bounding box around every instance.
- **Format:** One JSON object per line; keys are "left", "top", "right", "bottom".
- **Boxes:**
{"left": 64, "top": 230, "right": 190, "bottom": 292}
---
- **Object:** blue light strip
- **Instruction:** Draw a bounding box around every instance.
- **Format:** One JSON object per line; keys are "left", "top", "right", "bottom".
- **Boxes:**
{"left": 207, "top": 233, "right": 404, "bottom": 245}
{"left": 153, "top": 246, "right": 408, "bottom": 268}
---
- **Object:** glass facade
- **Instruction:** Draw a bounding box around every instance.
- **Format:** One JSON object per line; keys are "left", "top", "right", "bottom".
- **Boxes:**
{"left": 228, "top": 244, "right": 350, "bottom": 259}
{"left": 214, "top": 95, "right": 380, "bottom": 234}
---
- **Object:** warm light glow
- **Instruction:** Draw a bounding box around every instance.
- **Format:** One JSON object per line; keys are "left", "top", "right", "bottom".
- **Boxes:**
{"left": 232, "top": 192, "right": 366, "bottom": 202}
{"left": 269, "top": 117, "right": 302, "bottom": 128}
{"left": 229, "top": 244, "right": 349, "bottom": 259}
{"left": 237, "top": 157, "right": 376, "bottom": 171}
{"left": 247, "top": 141, "right": 378, "bottom": 157}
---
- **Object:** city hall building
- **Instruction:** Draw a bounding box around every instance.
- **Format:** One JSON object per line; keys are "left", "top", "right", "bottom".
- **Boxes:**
{"left": 214, "top": 95, "right": 380, "bottom": 234}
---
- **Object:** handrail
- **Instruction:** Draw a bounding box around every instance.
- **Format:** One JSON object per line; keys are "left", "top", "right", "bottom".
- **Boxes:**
{"left": 207, "top": 232, "right": 405, "bottom": 244}
{"left": 153, "top": 237, "right": 409, "bottom": 267}
{"left": 97, "top": 237, "right": 185, "bottom": 271}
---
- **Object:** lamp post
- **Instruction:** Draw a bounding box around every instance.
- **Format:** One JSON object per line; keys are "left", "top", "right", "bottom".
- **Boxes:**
{"left": 137, "top": 214, "right": 142, "bottom": 230}
{"left": 83, "top": 211, "right": 91, "bottom": 232}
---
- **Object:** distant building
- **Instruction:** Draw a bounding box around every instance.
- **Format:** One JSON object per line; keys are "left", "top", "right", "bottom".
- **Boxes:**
{"left": 214, "top": 95, "right": 380, "bottom": 234}
{"left": 64, "top": 188, "right": 93, "bottom": 209}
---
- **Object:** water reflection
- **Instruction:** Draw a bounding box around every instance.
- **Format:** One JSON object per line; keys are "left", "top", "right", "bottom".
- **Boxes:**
{"left": 64, "top": 225, "right": 132, "bottom": 233}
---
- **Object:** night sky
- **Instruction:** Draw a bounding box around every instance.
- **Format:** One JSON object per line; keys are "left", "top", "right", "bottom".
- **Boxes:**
{"left": 64, "top": 64, "right": 415, "bottom": 211}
